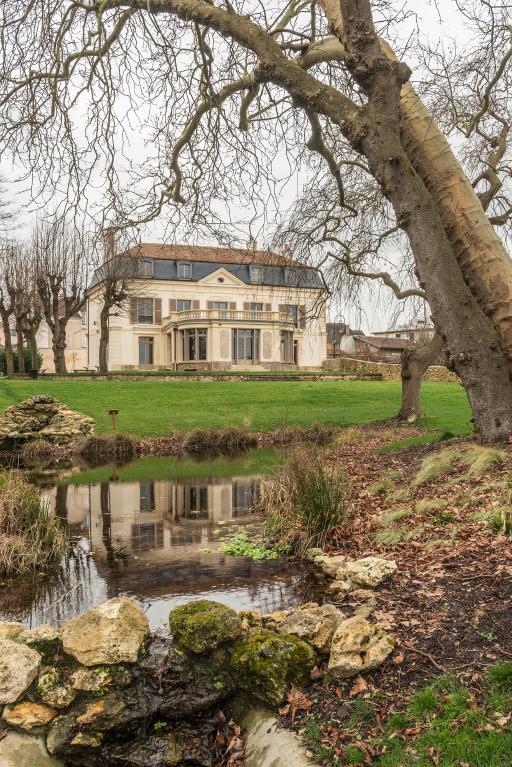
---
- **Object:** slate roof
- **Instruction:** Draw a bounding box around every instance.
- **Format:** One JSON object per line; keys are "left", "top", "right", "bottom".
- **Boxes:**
{"left": 355, "top": 335, "right": 414, "bottom": 350}
{"left": 88, "top": 243, "right": 324, "bottom": 290}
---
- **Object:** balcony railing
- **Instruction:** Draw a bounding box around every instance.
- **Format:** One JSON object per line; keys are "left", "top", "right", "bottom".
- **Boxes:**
{"left": 163, "top": 309, "right": 296, "bottom": 327}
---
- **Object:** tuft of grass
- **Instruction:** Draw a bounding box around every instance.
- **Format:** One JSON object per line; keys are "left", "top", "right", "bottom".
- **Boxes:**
{"left": 78, "top": 433, "right": 137, "bottom": 466}
{"left": 407, "top": 686, "right": 439, "bottom": 718}
{"left": 0, "top": 471, "right": 67, "bottom": 577}
{"left": 462, "top": 447, "right": 507, "bottom": 477}
{"left": 335, "top": 427, "right": 364, "bottom": 445}
{"left": 413, "top": 449, "right": 459, "bottom": 486}
{"left": 415, "top": 498, "right": 448, "bottom": 514}
{"left": 368, "top": 478, "right": 394, "bottom": 497}
{"left": 302, "top": 717, "right": 340, "bottom": 765}
{"left": 374, "top": 526, "right": 418, "bottom": 545}
{"left": 487, "top": 662, "right": 512, "bottom": 691}
{"left": 262, "top": 448, "right": 352, "bottom": 555}
{"left": 488, "top": 506, "right": 512, "bottom": 536}
{"left": 381, "top": 508, "right": 412, "bottom": 526}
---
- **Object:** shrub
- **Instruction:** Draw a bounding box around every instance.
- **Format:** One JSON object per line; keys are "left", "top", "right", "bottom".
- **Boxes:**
{"left": 182, "top": 427, "right": 257, "bottom": 456}
{"left": 0, "top": 347, "right": 41, "bottom": 375}
{"left": 262, "top": 449, "right": 352, "bottom": 555}
{"left": 78, "top": 433, "right": 137, "bottom": 465}
{"left": 19, "top": 439, "right": 59, "bottom": 468}
{"left": 0, "top": 471, "right": 67, "bottom": 577}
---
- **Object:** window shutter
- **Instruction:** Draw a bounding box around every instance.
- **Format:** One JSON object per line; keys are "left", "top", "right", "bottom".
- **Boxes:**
{"left": 229, "top": 302, "right": 237, "bottom": 310}
{"left": 243, "top": 302, "right": 250, "bottom": 310}
{"left": 192, "top": 300, "right": 200, "bottom": 310}
{"left": 298, "top": 305, "right": 306, "bottom": 329}
{"left": 130, "top": 297, "right": 138, "bottom": 324}
{"left": 169, "top": 299, "right": 177, "bottom": 313}
{"left": 278, "top": 304, "right": 285, "bottom": 314}
{"left": 265, "top": 303, "right": 272, "bottom": 312}
{"left": 207, "top": 301, "right": 213, "bottom": 309}
{"left": 154, "top": 298, "right": 162, "bottom": 324}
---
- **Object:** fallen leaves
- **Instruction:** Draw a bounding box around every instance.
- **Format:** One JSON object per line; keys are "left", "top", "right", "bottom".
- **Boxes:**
{"left": 279, "top": 687, "right": 313, "bottom": 723}
{"left": 349, "top": 676, "right": 369, "bottom": 698}
{"left": 214, "top": 713, "right": 246, "bottom": 767}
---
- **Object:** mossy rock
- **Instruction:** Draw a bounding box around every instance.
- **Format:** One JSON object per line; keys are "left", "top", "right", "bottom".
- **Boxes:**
{"left": 230, "top": 628, "right": 315, "bottom": 706}
{"left": 169, "top": 600, "right": 243, "bottom": 654}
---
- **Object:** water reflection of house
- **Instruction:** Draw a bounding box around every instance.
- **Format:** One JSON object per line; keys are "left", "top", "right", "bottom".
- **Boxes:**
{"left": 48, "top": 475, "right": 263, "bottom": 563}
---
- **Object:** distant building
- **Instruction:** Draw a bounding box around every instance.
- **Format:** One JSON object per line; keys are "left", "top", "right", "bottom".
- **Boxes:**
{"left": 86, "top": 243, "right": 327, "bottom": 371}
{"left": 0, "top": 312, "right": 88, "bottom": 373}
{"left": 352, "top": 334, "right": 413, "bottom": 362}
{"left": 372, "top": 322, "right": 435, "bottom": 344}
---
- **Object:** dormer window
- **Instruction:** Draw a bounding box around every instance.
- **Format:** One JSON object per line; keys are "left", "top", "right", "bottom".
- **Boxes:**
{"left": 178, "top": 261, "right": 192, "bottom": 280}
{"left": 249, "top": 265, "right": 263, "bottom": 284}
{"left": 141, "top": 259, "right": 153, "bottom": 278}
{"left": 285, "top": 267, "right": 298, "bottom": 286}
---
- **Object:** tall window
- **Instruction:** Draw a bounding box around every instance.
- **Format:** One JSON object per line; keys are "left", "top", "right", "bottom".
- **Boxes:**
{"left": 183, "top": 328, "right": 207, "bottom": 361}
{"left": 250, "top": 303, "right": 263, "bottom": 312}
{"left": 249, "top": 265, "right": 263, "bottom": 284}
{"left": 178, "top": 261, "right": 192, "bottom": 280}
{"left": 232, "top": 329, "right": 260, "bottom": 363}
{"left": 140, "top": 481, "right": 155, "bottom": 511}
{"left": 176, "top": 299, "right": 192, "bottom": 312}
{"left": 138, "top": 336, "right": 154, "bottom": 364}
{"left": 141, "top": 260, "right": 153, "bottom": 277}
{"left": 137, "top": 298, "right": 154, "bottom": 323}
{"left": 280, "top": 331, "right": 294, "bottom": 363}
{"left": 285, "top": 267, "right": 298, "bottom": 286}
{"left": 282, "top": 304, "right": 298, "bottom": 327}
{"left": 213, "top": 301, "right": 228, "bottom": 310}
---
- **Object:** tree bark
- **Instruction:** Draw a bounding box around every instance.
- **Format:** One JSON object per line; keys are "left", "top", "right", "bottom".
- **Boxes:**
{"left": 399, "top": 334, "right": 444, "bottom": 422}
{"left": 98, "top": 304, "right": 110, "bottom": 373}
{"left": 27, "top": 329, "right": 39, "bottom": 370}
{"left": 0, "top": 308, "right": 14, "bottom": 376}
{"left": 52, "top": 326, "right": 67, "bottom": 374}
{"left": 15, "top": 317, "right": 25, "bottom": 374}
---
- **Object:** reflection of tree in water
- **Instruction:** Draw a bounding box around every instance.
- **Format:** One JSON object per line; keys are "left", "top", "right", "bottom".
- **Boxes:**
{"left": 0, "top": 544, "right": 108, "bottom": 627}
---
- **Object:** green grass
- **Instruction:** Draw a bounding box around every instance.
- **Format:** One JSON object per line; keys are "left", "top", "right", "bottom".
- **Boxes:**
{"left": 0, "top": 380, "right": 472, "bottom": 438}
{"left": 63, "top": 449, "right": 280, "bottom": 486}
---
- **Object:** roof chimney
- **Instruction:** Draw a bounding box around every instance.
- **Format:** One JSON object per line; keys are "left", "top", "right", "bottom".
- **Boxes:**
{"left": 102, "top": 228, "right": 116, "bottom": 261}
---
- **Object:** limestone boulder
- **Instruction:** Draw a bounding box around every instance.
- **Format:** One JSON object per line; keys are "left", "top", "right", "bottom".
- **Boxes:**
{"left": 230, "top": 628, "right": 315, "bottom": 706}
{"left": 344, "top": 557, "right": 397, "bottom": 588}
{"left": 0, "top": 732, "right": 62, "bottom": 767}
{"left": 0, "top": 639, "right": 41, "bottom": 704}
{"left": 36, "top": 668, "right": 77, "bottom": 709}
{"left": 261, "top": 610, "right": 290, "bottom": 632}
{"left": 20, "top": 625, "right": 61, "bottom": 659}
{"left": 3, "top": 701, "right": 58, "bottom": 730}
{"left": 313, "top": 554, "right": 347, "bottom": 578}
{"left": 328, "top": 616, "right": 394, "bottom": 679}
{"left": 169, "top": 600, "right": 243, "bottom": 654}
{"left": 0, "top": 621, "right": 25, "bottom": 640}
{"left": 278, "top": 604, "right": 345, "bottom": 655}
{"left": 0, "top": 395, "right": 95, "bottom": 447}
{"left": 61, "top": 597, "right": 149, "bottom": 666}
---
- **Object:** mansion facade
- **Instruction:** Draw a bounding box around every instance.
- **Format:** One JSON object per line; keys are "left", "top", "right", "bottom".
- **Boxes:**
{"left": 85, "top": 244, "right": 327, "bottom": 371}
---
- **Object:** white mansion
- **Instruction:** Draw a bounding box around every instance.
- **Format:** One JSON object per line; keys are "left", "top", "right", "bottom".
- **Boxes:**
{"left": 85, "top": 243, "right": 327, "bottom": 371}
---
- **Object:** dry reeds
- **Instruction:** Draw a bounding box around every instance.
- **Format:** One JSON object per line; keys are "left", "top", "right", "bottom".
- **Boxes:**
{"left": 262, "top": 448, "right": 352, "bottom": 555}
{"left": 0, "top": 471, "right": 67, "bottom": 577}
{"left": 78, "top": 433, "right": 137, "bottom": 465}
{"left": 271, "top": 424, "right": 336, "bottom": 447}
{"left": 183, "top": 427, "right": 258, "bottom": 457}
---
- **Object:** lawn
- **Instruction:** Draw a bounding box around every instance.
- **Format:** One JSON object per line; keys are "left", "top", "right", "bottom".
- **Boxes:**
{"left": 0, "top": 379, "right": 472, "bottom": 438}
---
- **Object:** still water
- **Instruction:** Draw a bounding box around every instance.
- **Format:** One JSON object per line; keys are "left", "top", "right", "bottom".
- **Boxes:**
{"left": 0, "top": 450, "right": 318, "bottom": 629}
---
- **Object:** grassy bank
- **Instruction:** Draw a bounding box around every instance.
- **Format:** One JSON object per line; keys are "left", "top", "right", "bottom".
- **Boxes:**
{"left": 0, "top": 379, "right": 472, "bottom": 438}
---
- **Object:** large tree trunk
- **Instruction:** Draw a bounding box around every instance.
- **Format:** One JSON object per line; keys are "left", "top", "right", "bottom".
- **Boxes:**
{"left": 98, "top": 304, "right": 110, "bottom": 373}
{"left": 334, "top": 0, "right": 512, "bottom": 442}
{"left": 399, "top": 334, "right": 444, "bottom": 422}
{"left": 52, "top": 327, "right": 67, "bottom": 374}
{"left": 15, "top": 317, "right": 25, "bottom": 375}
{"left": 0, "top": 309, "right": 14, "bottom": 376}
{"left": 27, "top": 329, "right": 39, "bottom": 370}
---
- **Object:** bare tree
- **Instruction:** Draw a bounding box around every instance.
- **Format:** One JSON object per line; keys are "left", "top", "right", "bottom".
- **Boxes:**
{"left": 0, "top": 247, "right": 15, "bottom": 376}
{"left": 32, "top": 217, "right": 88, "bottom": 374}
{"left": 2, "top": 2, "right": 512, "bottom": 438}
{"left": 93, "top": 231, "right": 142, "bottom": 373}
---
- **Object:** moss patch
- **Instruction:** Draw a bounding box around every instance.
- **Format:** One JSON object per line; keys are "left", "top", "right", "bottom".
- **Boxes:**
{"left": 230, "top": 628, "right": 315, "bottom": 706}
{"left": 169, "top": 600, "right": 243, "bottom": 654}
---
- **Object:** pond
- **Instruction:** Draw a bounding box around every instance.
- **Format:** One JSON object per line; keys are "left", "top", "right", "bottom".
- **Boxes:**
{"left": 0, "top": 450, "right": 319, "bottom": 630}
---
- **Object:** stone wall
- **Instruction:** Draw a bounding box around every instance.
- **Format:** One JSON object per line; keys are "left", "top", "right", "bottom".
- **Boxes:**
{"left": 323, "top": 356, "right": 460, "bottom": 383}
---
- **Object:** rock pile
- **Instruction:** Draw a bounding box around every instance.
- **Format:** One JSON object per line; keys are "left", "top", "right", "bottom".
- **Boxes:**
{"left": 0, "top": 595, "right": 395, "bottom": 767}
{"left": 0, "top": 395, "right": 95, "bottom": 447}
{"left": 307, "top": 551, "right": 398, "bottom": 596}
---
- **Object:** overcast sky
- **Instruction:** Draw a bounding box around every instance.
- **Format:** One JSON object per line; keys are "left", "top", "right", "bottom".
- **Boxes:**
{"left": 2, "top": 1, "right": 469, "bottom": 333}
